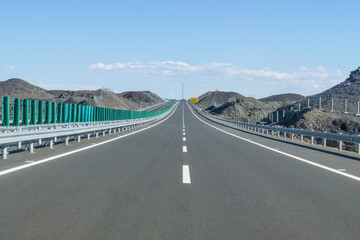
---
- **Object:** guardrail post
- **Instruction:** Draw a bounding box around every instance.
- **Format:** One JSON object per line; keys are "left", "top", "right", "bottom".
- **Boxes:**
{"left": 77, "top": 135, "right": 81, "bottom": 142}
{"left": 357, "top": 140, "right": 360, "bottom": 154}
{"left": 30, "top": 100, "right": 37, "bottom": 125}
{"left": 29, "top": 141, "right": 34, "bottom": 153}
{"left": 291, "top": 133, "right": 294, "bottom": 140}
{"left": 96, "top": 132, "right": 99, "bottom": 138}
{"left": 338, "top": 133, "right": 343, "bottom": 150}
{"left": 12, "top": 98, "right": 20, "bottom": 126}
{"left": 49, "top": 138, "right": 54, "bottom": 149}
{"left": 65, "top": 137, "right": 69, "bottom": 145}
{"left": 284, "top": 132, "right": 286, "bottom": 139}
{"left": 1, "top": 145, "right": 8, "bottom": 159}
{"left": 17, "top": 142, "right": 22, "bottom": 149}
{"left": 300, "top": 135, "right": 303, "bottom": 143}
{"left": 310, "top": 136, "right": 314, "bottom": 145}
{"left": 2, "top": 96, "right": 10, "bottom": 126}
{"left": 87, "top": 133, "right": 90, "bottom": 139}
{"left": 338, "top": 141, "right": 342, "bottom": 151}
{"left": 277, "top": 131, "right": 280, "bottom": 137}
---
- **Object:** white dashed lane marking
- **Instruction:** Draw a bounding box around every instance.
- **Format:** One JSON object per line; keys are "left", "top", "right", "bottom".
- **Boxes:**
{"left": 183, "top": 165, "right": 191, "bottom": 184}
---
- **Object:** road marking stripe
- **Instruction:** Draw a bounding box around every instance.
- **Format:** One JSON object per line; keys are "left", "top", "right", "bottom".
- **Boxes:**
{"left": 183, "top": 165, "right": 191, "bottom": 184}
{"left": 0, "top": 103, "right": 180, "bottom": 177}
{"left": 183, "top": 129, "right": 185, "bottom": 132}
{"left": 183, "top": 146, "right": 187, "bottom": 152}
{"left": 187, "top": 102, "right": 360, "bottom": 182}
{"left": 183, "top": 137, "right": 186, "bottom": 141}
{"left": 183, "top": 133, "right": 185, "bottom": 135}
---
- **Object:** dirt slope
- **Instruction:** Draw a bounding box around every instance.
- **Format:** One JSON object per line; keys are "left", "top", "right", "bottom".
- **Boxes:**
{"left": 0, "top": 78, "right": 54, "bottom": 101}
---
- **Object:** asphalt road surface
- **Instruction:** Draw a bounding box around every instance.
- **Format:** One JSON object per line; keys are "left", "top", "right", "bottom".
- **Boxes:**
{"left": 0, "top": 101, "right": 359, "bottom": 239}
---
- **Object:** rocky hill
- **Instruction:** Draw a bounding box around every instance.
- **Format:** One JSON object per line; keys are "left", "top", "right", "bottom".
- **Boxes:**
{"left": 0, "top": 78, "right": 161, "bottom": 110}
{"left": 0, "top": 78, "right": 54, "bottom": 101}
{"left": 259, "top": 93, "right": 304, "bottom": 103}
{"left": 197, "top": 91, "right": 277, "bottom": 122}
{"left": 196, "top": 67, "right": 360, "bottom": 136}
{"left": 118, "top": 91, "right": 163, "bottom": 108}
{"left": 268, "top": 67, "right": 360, "bottom": 136}
{"left": 303, "top": 67, "right": 360, "bottom": 112}
{"left": 197, "top": 91, "right": 245, "bottom": 109}
{"left": 322, "top": 67, "right": 360, "bottom": 96}
{"left": 48, "top": 89, "right": 138, "bottom": 110}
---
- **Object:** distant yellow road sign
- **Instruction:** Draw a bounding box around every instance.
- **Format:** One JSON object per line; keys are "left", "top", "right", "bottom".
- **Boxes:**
{"left": 190, "top": 98, "right": 198, "bottom": 103}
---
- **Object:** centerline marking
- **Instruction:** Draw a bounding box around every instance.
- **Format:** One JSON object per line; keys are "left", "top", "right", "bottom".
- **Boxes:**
{"left": 183, "top": 137, "right": 186, "bottom": 141}
{"left": 183, "top": 165, "right": 191, "bottom": 184}
{"left": 187, "top": 102, "right": 360, "bottom": 183}
{"left": 183, "top": 146, "right": 187, "bottom": 152}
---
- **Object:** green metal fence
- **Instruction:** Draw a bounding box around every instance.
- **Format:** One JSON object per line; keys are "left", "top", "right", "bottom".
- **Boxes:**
{"left": 1, "top": 96, "right": 175, "bottom": 126}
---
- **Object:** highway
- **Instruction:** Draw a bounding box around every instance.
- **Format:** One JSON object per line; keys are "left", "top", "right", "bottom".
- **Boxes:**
{"left": 0, "top": 101, "right": 359, "bottom": 239}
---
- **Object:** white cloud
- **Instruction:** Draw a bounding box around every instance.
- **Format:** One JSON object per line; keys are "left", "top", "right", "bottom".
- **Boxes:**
{"left": 5, "top": 65, "right": 15, "bottom": 69}
{"left": 88, "top": 61, "right": 347, "bottom": 94}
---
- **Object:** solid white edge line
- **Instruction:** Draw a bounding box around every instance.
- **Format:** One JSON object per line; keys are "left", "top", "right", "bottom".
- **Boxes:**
{"left": 183, "top": 146, "right": 187, "bottom": 152}
{"left": 187, "top": 102, "right": 360, "bottom": 182}
{"left": 0, "top": 102, "right": 180, "bottom": 177}
{"left": 183, "top": 165, "right": 191, "bottom": 184}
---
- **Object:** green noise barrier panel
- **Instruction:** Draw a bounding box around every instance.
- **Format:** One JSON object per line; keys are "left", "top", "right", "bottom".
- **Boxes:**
{"left": 2, "top": 96, "right": 10, "bottom": 126}
{"left": 0, "top": 96, "right": 177, "bottom": 127}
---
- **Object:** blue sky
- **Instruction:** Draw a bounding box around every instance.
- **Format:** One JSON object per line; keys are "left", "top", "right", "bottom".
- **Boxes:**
{"left": 1, "top": 0, "right": 359, "bottom": 99}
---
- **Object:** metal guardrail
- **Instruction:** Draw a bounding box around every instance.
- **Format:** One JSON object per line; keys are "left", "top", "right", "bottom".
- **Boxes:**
{"left": 0, "top": 119, "right": 143, "bottom": 133}
{"left": 191, "top": 103, "right": 360, "bottom": 155}
{"left": 0, "top": 102, "right": 178, "bottom": 159}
